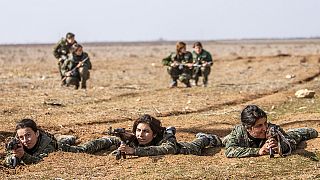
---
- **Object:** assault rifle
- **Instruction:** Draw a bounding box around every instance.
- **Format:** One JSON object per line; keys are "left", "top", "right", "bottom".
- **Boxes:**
{"left": 107, "top": 127, "right": 138, "bottom": 160}
{"left": 61, "top": 57, "right": 89, "bottom": 82}
{"left": 266, "top": 126, "right": 292, "bottom": 158}
{"left": 5, "top": 137, "right": 21, "bottom": 168}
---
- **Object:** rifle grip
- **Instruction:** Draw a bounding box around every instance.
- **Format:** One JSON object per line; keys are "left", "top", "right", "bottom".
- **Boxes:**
{"left": 269, "top": 148, "right": 275, "bottom": 158}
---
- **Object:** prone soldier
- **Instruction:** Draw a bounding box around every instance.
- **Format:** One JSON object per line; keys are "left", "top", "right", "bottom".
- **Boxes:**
{"left": 192, "top": 42, "right": 213, "bottom": 87}
{"left": 223, "top": 105, "right": 318, "bottom": 158}
{"left": 53, "top": 32, "right": 77, "bottom": 85}
{"left": 162, "top": 42, "right": 194, "bottom": 88}
{"left": 59, "top": 114, "right": 222, "bottom": 157}
{"left": 61, "top": 44, "right": 92, "bottom": 89}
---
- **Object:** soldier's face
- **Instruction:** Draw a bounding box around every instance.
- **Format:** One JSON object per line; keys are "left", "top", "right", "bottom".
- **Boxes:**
{"left": 16, "top": 127, "right": 39, "bottom": 149}
{"left": 135, "top": 123, "right": 155, "bottom": 145}
{"left": 179, "top": 47, "right": 186, "bottom": 54}
{"left": 194, "top": 46, "right": 202, "bottom": 54}
{"left": 247, "top": 118, "right": 268, "bottom": 139}
{"left": 75, "top": 47, "right": 83, "bottom": 56}
{"left": 67, "top": 37, "right": 75, "bottom": 44}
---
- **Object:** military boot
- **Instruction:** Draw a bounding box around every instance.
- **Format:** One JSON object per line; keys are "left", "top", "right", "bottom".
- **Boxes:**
{"left": 170, "top": 80, "right": 178, "bottom": 88}
{"left": 196, "top": 133, "right": 222, "bottom": 147}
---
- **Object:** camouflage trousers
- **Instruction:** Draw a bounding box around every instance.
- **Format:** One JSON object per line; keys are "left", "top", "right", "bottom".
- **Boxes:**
{"left": 66, "top": 67, "right": 90, "bottom": 89}
{"left": 286, "top": 127, "right": 318, "bottom": 144}
{"left": 178, "top": 137, "right": 211, "bottom": 155}
{"left": 193, "top": 66, "right": 211, "bottom": 86}
{"left": 167, "top": 66, "right": 192, "bottom": 85}
{"left": 59, "top": 137, "right": 120, "bottom": 154}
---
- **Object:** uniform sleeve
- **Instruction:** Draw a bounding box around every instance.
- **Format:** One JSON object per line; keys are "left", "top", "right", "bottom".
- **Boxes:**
{"left": 206, "top": 51, "right": 213, "bottom": 64}
{"left": 162, "top": 54, "right": 173, "bottom": 66}
{"left": 277, "top": 127, "right": 297, "bottom": 155}
{"left": 53, "top": 40, "right": 62, "bottom": 59}
{"left": 20, "top": 144, "right": 56, "bottom": 165}
{"left": 224, "top": 130, "right": 260, "bottom": 158}
{"left": 134, "top": 137, "right": 178, "bottom": 156}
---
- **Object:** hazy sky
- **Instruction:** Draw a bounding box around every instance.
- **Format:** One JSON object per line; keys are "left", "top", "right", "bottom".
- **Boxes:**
{"left": 0, "top": 0, "right": 319, "bottom": 44}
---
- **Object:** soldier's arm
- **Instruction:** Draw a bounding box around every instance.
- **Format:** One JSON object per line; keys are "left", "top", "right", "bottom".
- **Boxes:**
{"left": 206, "top": 51, "right": 213, "bottom": 64}
{"left": 83, "top": 53, "right": 92, "bottom": 69}
{"left": 162, "top": 54, "right": 173, "bottom": 66}
{"left": 277, "top": 127, "right": 297, "bottom": 155}
{"left": 53, "top": 40, "right": 63, "bottom": 59}
{"left": 224, "top": 130, "right": 260, "bottom": 158}
{"left": 20, "top": 144, "right": 56, "bottom": 165}
{"left": 134, "top": 138, "right": 178, "bottom": 156}
{"left": 61, "top": 59, "right": 71, "bottom": 76}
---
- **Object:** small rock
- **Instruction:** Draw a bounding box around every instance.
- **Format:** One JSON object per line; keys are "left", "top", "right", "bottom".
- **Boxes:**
{"left": 286, "top": 74, "right": 296, "bottom": 79}
{"left": 295, "top": 89, "right": 315, "bottom": 98}
{"left": 151, "top": 63, "right": 156, "bottom": 67}
{"left": 187, "top": 100, "right": 191, "bottom": 104}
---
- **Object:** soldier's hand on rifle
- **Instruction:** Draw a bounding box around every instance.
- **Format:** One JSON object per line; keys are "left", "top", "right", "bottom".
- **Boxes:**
{"left": 76, "top": 62, "right": 83, "bottom": 68}
{"left": 186, "top": 63, "right": 193, "bottom": 68}
{"left": 118, "top": 144, "right": 135, "bottom": 155}
{"left": 65, "top": 71, "right": 73, "bottom": 77}
{"left": 12, "top": 142, "right": 24, "bottom": 159}
{"left": 266, "top": 138, "right": 278, "bottom": 153}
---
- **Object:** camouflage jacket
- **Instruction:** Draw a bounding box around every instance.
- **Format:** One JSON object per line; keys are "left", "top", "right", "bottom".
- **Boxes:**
{"left": 162, "top": 52, "right": 193, "bottom": 66}
{"left": 224, "top": 123, "right": 296, "bottom": 158}
{"left": 192, "top": 49, "right": 213, "bottom": 65}
{"left": 134, "top": 132, "right": 179, "bottom": 157}
{"left": 5, "top": 131, "right": 57, "bottom": 166}
{"left": 61, "top": 52, "right": 92, "bottom": 77}
{"left": 53, "top": 38, "right": 77, "bottom": 59}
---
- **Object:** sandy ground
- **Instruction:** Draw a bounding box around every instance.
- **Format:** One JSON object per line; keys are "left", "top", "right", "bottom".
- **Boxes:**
{"left": 0, "top": 39, "right": 320, "bottom": 179}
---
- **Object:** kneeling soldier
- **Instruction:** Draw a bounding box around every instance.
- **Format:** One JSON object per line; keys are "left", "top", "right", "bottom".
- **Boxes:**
{"left": 61, "top": 44, "right": 92, "bottom": 89}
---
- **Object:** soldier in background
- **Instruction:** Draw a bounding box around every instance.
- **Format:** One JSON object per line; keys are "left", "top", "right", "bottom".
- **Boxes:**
{"left": 162, "top": 42, "right": 194, "bottom": 88}
{"left": 59, "top": 114, "right": 222, "bottom": 157}
{"left": 53, "top": 32, "right": 77, "bottom": 85}
{"left": 61, "top": 44, "right": 92, "bottom": 90}
{"left": 192, "top": 42, "right": 213, "bottom": 87}
{"left": 223, "top": 105, "right": 318, "bottom": 158}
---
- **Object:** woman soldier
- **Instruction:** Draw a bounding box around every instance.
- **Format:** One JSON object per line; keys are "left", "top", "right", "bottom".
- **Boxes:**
{"left": 60, "top": 114, "right": 222, "bottom": 157}
{"left": 4, "top": 119, "right": 74, "bottom": 168}
{"left": 162, "top": 42, "right": 194, "bottom": 88}
{"left": 192, "top": 42, "right": 213, "bottom": 87}
{"left": 224, "top": 105, "right": 318, "bottom": 158}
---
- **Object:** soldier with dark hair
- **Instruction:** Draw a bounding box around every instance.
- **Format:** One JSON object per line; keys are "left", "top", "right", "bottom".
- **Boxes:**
{"left": 61, "top": 44, "right": 92, "bottom": 89}
{"left": 223, "top": 105, "right": 318, "bottom": 158}
{"left": 3, "top": 119, "right": 75, "bottom": 168}
{"left": 192, "top": 42, "right": 213, "bottom": 87}
{"left": 53, "top": 32, "right": 78, "bottom": 85}
{"left": 162, "top": 42, "right": 194, "bottom": 88}
{"left": 60, "top": 114, "right": 222, "bottom": 157}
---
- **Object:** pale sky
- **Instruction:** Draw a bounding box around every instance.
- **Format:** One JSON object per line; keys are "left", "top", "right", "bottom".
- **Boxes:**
{"left": 0, "top": 0, "right": 319, "bottom": 44}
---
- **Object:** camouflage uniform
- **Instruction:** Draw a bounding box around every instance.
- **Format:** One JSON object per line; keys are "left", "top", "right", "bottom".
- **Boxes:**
{"left": 52, "top": 38, "right": 77, "bottom": 82}
{"left": 223, "top": 123, "right": 318, "bottom": 158}
{"left": 192, "top": 49, "right": 213, "bottom": 86}
{"left": 61, "top": 52, "right": 92, "bottom": 89}
{"left": 162, "top": 52, "right": 193, "bottom": 87}
{"left": 4, "top": 130, "right": 58, "bottom": 167}
{"left": 60, "top": 129, "right": 221, "bottom": 156}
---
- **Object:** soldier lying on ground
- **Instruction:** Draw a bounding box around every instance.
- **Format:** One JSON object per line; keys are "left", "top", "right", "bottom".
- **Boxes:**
{"left": 3, "top": 119, "right": 75, "bottom": 168}
{"left": 59, "top": 114, "right": 222, "bottom": 157}
{"left": 223, "top": 105, "right": 318, "bottom": 158}
{"left": 53, "top": 32, "right": 77, "bottom": 86}
{"left": 192, "top": 42, "right": 213, "bottom": 87}
{"left": 162, "top": 42, "right": 194, "bottom": 88}
{"left": 61, "top": 44, "right": 92, "bottom": 89}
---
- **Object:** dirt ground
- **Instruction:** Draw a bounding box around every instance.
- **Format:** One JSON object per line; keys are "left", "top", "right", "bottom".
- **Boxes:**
{"left": 0, "top": 39, "right": 320, "bottom": 179}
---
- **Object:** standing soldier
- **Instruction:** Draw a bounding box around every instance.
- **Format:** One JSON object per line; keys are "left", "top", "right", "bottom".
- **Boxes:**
{"left": 192, "top": 42, "right": 213, "bottom": 87}
{"left": 61, "top": 44, "right": 92, "bottom": 90}
{"left": 53, "top": 32, "right": 77, "bottom": 85}
{"left": 162, "top": 42, "right": 193, "bottom": 88}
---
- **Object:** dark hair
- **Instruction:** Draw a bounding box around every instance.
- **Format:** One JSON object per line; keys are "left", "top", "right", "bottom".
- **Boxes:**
{"left": 241, "top": 105, "right": 267, "bottom": 128}
{"left": 16, "top": 118, "right": 38, "bottom": 132}
{"left": 72, "top": 43, "right": 82, "bottom": 52}
{"left": 193, "top": 41, "right": 202, "bottom": 48}
{"left": 66, "top": 32, "right": 75, "bottom": 39}
{"left": 132, "top": 114, "right": 165, "bottom": 145}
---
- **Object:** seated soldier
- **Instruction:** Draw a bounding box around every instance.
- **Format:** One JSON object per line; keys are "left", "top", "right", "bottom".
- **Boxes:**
{"left": 61, "top": 44, "right": 92, "bottom": 89}
{"left": 162, "top": 42, "right": 194, "bottom": 88}
{"left": 59, "top": 114, "right": 222, "bottom": 157}
{"left": 223, "top": 105, "right": 318, "bottom": 158}
{"left": 3, "top": 119, "right": 75, "bottom": 168}
{"left": 53, "top": 32, "right": 77, "bottom": 85}
{"left": 192, "top": 42, "right": 213, "bottom": 87}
